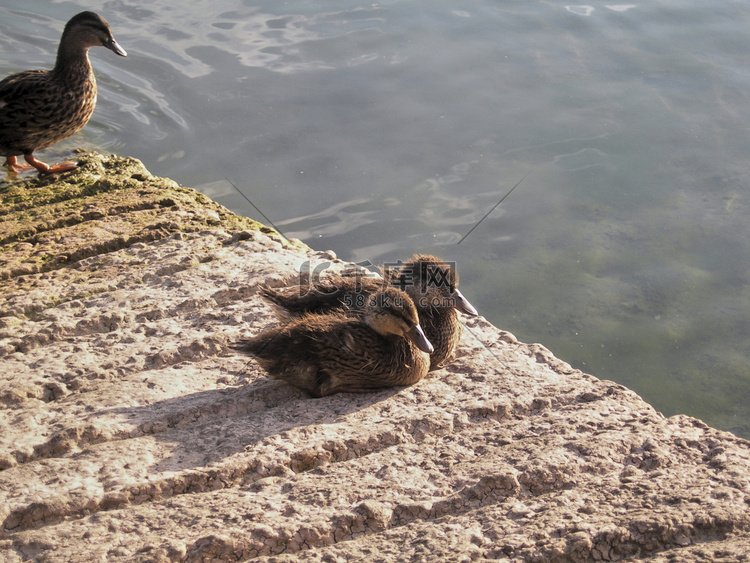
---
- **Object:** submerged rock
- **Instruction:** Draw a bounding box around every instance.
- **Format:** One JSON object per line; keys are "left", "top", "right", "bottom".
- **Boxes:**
{"left": 1, "top": 152, "right": 749, "bottom": 562}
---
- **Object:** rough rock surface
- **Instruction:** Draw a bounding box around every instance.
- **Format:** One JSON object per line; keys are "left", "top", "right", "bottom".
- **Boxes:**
{"left": 1, "top": 153, "right": 750, "bottom": 562}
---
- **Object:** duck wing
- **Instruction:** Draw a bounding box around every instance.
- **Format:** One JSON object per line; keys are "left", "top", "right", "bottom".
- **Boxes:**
{"left": 260, "top": 275, "right": 383, "bottom": 319}
{"left": 0, "top": 70, "right": 54, "bottom": 113}
{"left": 0, "top": 70, "right": 66, "bottom": 151}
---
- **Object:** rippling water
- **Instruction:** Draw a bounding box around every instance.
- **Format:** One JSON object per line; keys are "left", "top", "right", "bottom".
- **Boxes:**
{"left": 3, "top": 1, "right": 750, "bottom": 437}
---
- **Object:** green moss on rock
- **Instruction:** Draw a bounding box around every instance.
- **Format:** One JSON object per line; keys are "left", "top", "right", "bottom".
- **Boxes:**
{"left": 0, "top": 150, "right": 307, "bottom": 288}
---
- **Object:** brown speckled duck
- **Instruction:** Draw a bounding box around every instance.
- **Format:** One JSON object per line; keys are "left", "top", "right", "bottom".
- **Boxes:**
{"left": 0, "top": 12, "right": 127, "bottom": 175}
{"left": 260, "top": 254, "right": 478, "bottom": 370}
{"left": 238, "top": 287, "right": 434, "bottom": 397}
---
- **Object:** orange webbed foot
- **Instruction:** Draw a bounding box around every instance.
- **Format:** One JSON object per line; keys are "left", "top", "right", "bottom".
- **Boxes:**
{"left": 23, "top": 154, "right": 78, "bottom": 176}
{"left": 37, "top": 162, "right": 80, "bottom": 176}
{"left": 4, "top": 155, "right": 79, "bottom": 176}
{"left": 4, "top": 156, "right": 34, "bottom": 174}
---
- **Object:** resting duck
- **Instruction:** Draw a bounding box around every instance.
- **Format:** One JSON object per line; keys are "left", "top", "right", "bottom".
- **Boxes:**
{"left": 260, "top": 254, "right": 478, "bottom": 370}
{"left": 0, "top": 11, "right": 127, "bottom": 175}
{"left": 238, "top": 287, "right": 434, "bottom": 397}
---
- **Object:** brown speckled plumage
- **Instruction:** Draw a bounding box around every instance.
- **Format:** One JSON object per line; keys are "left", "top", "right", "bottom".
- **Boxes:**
{"left": 260, "top": 254, "right": 478, "bottom": 370}
{"left": 0, "top": 11, "right": 126, "bottom": 175}
{"left": 238, "top": 288, "right": 433, "bottom": 397}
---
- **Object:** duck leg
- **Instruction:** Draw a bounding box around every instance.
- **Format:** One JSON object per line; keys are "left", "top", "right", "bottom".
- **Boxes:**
{"left": 24, "top": 153, "right": 78, "bottom": 176}
{"left": 3, "top": 155, "right": 78, "bottom": 175}
{"left": 4, "top": 156, "right": 34, "bottom": 174}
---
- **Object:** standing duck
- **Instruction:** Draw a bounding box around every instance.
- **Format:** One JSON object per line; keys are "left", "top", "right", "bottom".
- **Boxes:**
{"left": 238, "top": 287, "right": 434, "bottom": 397}
{"left": 0, "top": 11, "right": 127, "bottom": 175}
{"left": 260, "top": 254, "right": 478, "bottom": 370}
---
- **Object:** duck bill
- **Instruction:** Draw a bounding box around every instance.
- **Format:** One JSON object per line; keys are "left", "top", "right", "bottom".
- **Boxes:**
{"left": 406, "top": 324, "right": 434, "bottom": 354}
{"left": 105, "top": 38, "right": 127, "bottom": 57}
{"left": 453, "top": 289, "right": 478, "bottom": 316}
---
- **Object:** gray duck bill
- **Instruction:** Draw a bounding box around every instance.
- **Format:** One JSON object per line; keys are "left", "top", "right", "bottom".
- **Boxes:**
{"left": 453, "top": 289, "right": 478, "bottom": 316}
{"left": 406, "top": 324, "right": 434, "bottom": 354}
{"left": 105, "top": 38, "right": 127, "bottom": 57}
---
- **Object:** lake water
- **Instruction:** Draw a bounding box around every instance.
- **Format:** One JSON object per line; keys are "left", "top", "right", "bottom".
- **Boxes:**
{"left": 2, "top": 1, "right": 749, "bottom": 438}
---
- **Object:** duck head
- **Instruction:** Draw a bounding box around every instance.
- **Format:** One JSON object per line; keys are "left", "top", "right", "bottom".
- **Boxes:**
{"left": 57, "top": 11, "right": 127, "bottom": 61}
{"left": 395, "top": 254, "right": 478, "bottom": 316}
{"left": 364, "top": 288, "right": 434, "bottom": 354}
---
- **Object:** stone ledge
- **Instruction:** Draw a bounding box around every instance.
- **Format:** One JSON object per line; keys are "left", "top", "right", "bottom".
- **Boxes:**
{"left": 1, "top": 153, "right": 749, "bottom": 562}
